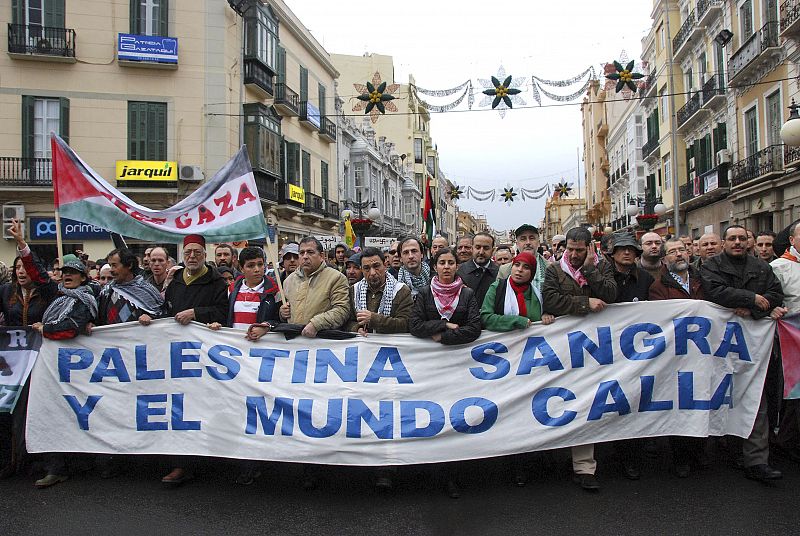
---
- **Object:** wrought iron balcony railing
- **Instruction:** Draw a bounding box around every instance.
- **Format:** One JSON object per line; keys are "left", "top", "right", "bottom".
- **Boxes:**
{"left": 7, "top": 24, "right": 75, "bottom": 58}
{"left": 0, "top": 157, "right": 52, "bottom": 186}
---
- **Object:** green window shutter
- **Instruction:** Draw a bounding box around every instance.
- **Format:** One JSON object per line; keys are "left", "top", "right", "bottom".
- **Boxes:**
{"left": 318, "top": 84, "right": 326, "bottom": 117}
{"left": 321, "top": 161, "right": 329, "bottom": 200}
{"left": 128, "top": 101, "right": 166, "bottom": 160}
{"left": 286, "top": 142, "right": 299, "bottom": 185}
{"left": 302, "top": 150, "right": 311, "bottom": 191}
{"left": 59, "top": 97, "right": 69, "bottom": 144}
{"left": 130, "top": 0, "right": 141, "bottom": 34}
{"left": 12, "top": 0, "right": 24, "bottom": 24}
{"left": 128, "top": 102, "right": 142, "bottom": 159}
{"left": 718, "top": 122, "right": 727, "bottom": 151}
{"left": 277, "top": 46, "right": 286, "bottom": 84}
{"left": 158, "top": 0, "right": 169, "bottom": 36}
{"left": 21, "top": 95, "right": 35, "bottom": 160}
{"left": 44, "top": 0, "right": 65, "bottom": 27}
{"left": 299, "top": 67, "right": 308, "bottom": 101}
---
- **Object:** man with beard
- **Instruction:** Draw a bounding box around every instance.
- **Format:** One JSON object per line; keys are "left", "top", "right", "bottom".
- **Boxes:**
{"left": 638, "top": 232, "right": 664, "bottom": 280}
{"left": 542, "top": 226, "right": 617, "bottom": 491}
{"left": 701, "top": 225, "right": 786, "bottom": 483}
{"left": 146, "top": 246, "right": 171, "bottom": 292}
{"left": 457, "top": 231, "right": 499, "bottom": 306}
{"left": 692, "top": 232, "right": 723, "bottom": 270}
{"left": 215, "top": 243, "right": 239, "bottom": 272}
{"left": 498, "top": 224, "right": 548, "bottom": 292}
{"left": 649, "top": 237, "right": 706, "bottom": 478}
{"left": 333, "top": 243, "right": 348, "bottom": 274}
{"left": 397, "top": 237, "right": 432, "bottom": 299}
{"left": 345, "top": 252, "right": 363, "bottom": 286}
{"left": 456, "top": 235, "right": 473, "bottom": 265}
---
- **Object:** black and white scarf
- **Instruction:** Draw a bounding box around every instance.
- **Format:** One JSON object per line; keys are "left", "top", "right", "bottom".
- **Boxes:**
{"left": 102, "top": 274, "right": 164, "bottom": 315}
{"left": 43, "top": 284, "right": 98, "bottom": 325}
{"left": 397, "top": 262, "right": 431, "bottom": 296}
{"left": 354, "top": 273, "right": 404, "bottom": 316}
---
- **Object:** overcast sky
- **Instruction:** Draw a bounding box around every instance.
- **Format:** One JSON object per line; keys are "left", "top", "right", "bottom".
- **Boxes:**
{"left": 284, "top": 0, "right": 653, "bottom": 232}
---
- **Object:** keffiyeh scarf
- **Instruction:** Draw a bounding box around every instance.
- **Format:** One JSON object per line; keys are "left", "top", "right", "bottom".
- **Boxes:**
{"left": 430, "top": 275, "right": 465, "bottom": 320}
{"left": 397, "top": 262, "right": 431, "bottom": 294}
{"left": 43, "top": 284, "right": 98, "bottom": 325}
{"left": 103, "top": 274, "right": 164, "bottom": 315}
{"left": 354, "top": 272, "right": 402, "bottom": 316}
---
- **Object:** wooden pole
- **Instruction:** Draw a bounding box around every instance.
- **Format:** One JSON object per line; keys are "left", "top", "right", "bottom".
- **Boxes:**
{"left": 54, "top": 206, "right": 64, "bottom": 268}
{"left": 265, "top": 225, "right": 286, "bottom": 305}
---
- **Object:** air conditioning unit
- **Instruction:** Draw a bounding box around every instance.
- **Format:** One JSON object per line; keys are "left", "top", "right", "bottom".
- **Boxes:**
{"left": 180, "top": 165, "right": 204, "bottom": 182}
{"left": 688, "top": 157, "right": 696, "bottom": 170}
{"left": 716, "top": 149, "right": 731, "bottom": 165}
{"left": 2, "top": 205, "right": 24, "bottom": 240}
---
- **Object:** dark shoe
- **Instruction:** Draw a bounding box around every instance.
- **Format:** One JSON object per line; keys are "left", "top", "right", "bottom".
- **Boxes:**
{"left": 446, "top": 479, "right": 460, "bottom": 499}
{"left": 162, "top": 467, "right": 192, "bottom": 486}
{"left": 673, "top": 464, "right": 691, "bottom": 478}
{"left": 573, "top": 473, "right": 600, "bottom": 491}
{"left": 234, "top": 469, "right": 261, "bottom": 486}
{"left": 621, "top": 461, "right": 641, "bottom": 480}
{"left": 744, "top": 464, "right": 782, "bottom": 482}
{"left": 375, "top": 476, "right": 393, "bottom": 492}
{"left": 35, "top": 473, "right": 68, "bottom": 488}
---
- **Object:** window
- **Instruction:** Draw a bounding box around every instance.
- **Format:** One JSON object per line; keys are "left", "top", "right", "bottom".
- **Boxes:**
{"left": 243, "top": 103, "right": 281, "bottom": 177}
{"left": 685, "top": 67, "right": 693, "bottom": 92}
{"left": 244, "top": 4, "right": 278, "bottom": 73}
{"left": 12, "top": 0, "right": 64, "bottom": 28}
{"left": 427, "top": 155, "right": 436, "bottom": 177}
{"left": 22, "top": 96, "right": 68, "bottom": 161}
{"left": 301, "top": 150, "right": 311, "bottom": 192}
{"left": 698, "top": 52, "right": 706, "bottom": 84}
{"left": 766, "top": 90, "right": 782, "bottom": 147}
{"left": 321, "top": 161, "right": 329, "bottom": 200}
{"left": 318, "top": 83, "right": 326, "bottom": 117}
{"left": 714, "top": 41, "right": 725, "bottom": 86}
{"left": 284, "top": 141, "right": 300, "bottom": 186}
{"left": 660, "top": 87, "right": 668, "bottom": 120}
{"left": 130, "top": 0, "right": 168, "bottom": 36}
{"left": 740, "top": 0, "right": 754, "bottom": 40}
{"left": 414, "top": 172, "right": 423, "bottom": 191}
{"left": 744, "top": 106, "right": 758, "bottom": 157}
{"left": 299, "top": 66, "right": 308, "bottom": 102}
{"left": 276, "top": 46, "right": 286, "bottom": 84}
{"left": 414, "top": 138, "right": 423, "bottom": 163}
{"left": 658, "top": 23, "right": 665, "bottom": 51}
{"left": 663, "top": 154, "right": 672, "bottom": 191}
{"left": 354, "top": 162, "right": 363, "bottom": 189}
{"left": 128, "top": 101, "right": 166, "bottom": 160}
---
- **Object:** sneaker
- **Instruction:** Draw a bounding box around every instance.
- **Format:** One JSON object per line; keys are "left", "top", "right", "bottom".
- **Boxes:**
{"left": 744, "top": 464, "right": 782, "bottom": 482}
{"left": 234, "top": 470, "right": 262, "bottom": 486}
{"left": 573, "top": 472, "right": 600, "bottom": 491}
{"left": 35, "top": 473, "right": 68, "bottom": 488}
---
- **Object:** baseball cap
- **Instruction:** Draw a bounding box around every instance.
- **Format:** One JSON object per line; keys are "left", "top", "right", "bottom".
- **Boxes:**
{"left": 280, "top": 243, "right": 299, "bottom": 261}
{"left": 61, "top": 259, "right": 87, "bottom": 274}
{"left": 515, "top": 224, "right": 539, "bottom": 236}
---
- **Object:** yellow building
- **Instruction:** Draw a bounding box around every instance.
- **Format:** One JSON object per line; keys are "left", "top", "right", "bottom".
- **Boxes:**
{"left": 543, "top": 195, "right": 587, "bottom": 240}
{"left": 0, "top": 0, "right": 339, "bottom": 263}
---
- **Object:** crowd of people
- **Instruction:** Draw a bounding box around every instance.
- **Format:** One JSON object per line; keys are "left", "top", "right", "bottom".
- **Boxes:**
{"left": 0, "top": 216, "right": 797, "bottom": 499}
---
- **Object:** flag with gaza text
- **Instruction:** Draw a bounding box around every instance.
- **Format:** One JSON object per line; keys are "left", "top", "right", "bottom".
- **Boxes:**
{"left": 778, "top": 313, "right": 800, "bottom": 399}
{"left": 51, "top": 134, "right": 269, "bottom": 243}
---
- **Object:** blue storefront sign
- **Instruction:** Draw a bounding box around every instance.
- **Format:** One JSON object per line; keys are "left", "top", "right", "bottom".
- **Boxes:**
{"left": 118, "top": 33, "right": 178, "bottom": 64}
{"left": 306, "top": 102, "right": 321, "bottom": 129}
{"left": 29, "top": 217, "right": 110, "bottom": 241}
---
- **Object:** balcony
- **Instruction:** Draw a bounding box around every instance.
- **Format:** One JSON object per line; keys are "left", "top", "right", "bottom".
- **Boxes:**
{"left": 679, "top": 166, "right": 730, "bottom": 210}
{"left": 276, "top": 181, "right": 304, "bottom": 218}
{"left": 676, "top": 92, "right": 707, "bottom": 132}
{"left": 243, "top": 57, "right": 274, "bottom": 98}
{"left": 0, "top": 157, "right": 52, "bottom": 187}
{"left": 697, "top": 0, "right": 724, "bottom": 27}
{"left": 7, "top": 24, "right": 76, "bottom": 62}
{"left": 299, "top": 101, "right": 321, "bottom": 132}
{"left": 781, "top": 0, "right": 800, "bottom": 38}
{"left": 319, "top": 117, "right": 336, "bottom": 143}
{"left": 252, "top": 171, "right": 279, "bottom": 204}
{"left": 303, "top": 192, "right": 325, "bottom": 217}
{"left": 324, "top": 200, "right": 340, "bottom": 220}
{"left": 642, "top": 137, "right": 660, "bottom": 162}
{"left": 729, "top": 22, "right": 781, "bottom": 87}
{"left": 732, "top": 145, "right": 784, "bottom": 188}
{"left": 672, "top": 10, "right": 699, "bottom": 60}
{"left": 273, "top": 83, "right": 299, "bottom": 116}
{"left": 785, "top": 144, "right": 800, "bottom": 167}
{"left": 644, "top": 72, "right": 657, "bottom": 98}
{"left": 701, "top": 74, "right": 726, "bottom": 109}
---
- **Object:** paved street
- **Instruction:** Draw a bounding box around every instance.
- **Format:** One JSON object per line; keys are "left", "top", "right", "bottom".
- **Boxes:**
{"left": 3, "top": 441, "right": 800, "bottom": 536}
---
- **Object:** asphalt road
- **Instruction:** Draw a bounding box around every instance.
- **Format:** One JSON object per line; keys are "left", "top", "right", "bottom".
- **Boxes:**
{"left": 3, "top": 441, "right": 800, "bottom": 536}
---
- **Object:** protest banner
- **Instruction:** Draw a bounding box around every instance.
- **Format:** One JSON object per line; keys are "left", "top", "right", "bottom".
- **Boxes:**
{"left": 314, "top": 235, "right": 344, "bottom": 251}
{"left": 777, "top": 313, "right": 800, "bottom": 399}
{"left": 0, "top": 328, "right": 42, "bottom": 413}
{"left": 51, "top": 134, "right": 270, "bottom": 243}
{"left": 27, "top": 300, "right": 773, "bottom": 465}
{"left": 364, "top": 237, "right": 396, "bottom": 249}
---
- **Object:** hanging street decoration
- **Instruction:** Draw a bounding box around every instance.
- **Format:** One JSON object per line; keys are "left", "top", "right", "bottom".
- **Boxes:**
{"left": 605, "top": 60, "right": 645, "bottom": 93}
{"left": 453, "top": 184, "right": 556, "bottom": 203}
{"left": 478, "top": 66, "right": 526, "bottom": 118}
{"left": 352, "top": 72, "right": 399, "bottom": 123}
{"left": 530, "top": 67, "right": 596, "bottom": 106}
{"left": 501, "top": 187, "right": 518, "bottom": 203}
{"left": 521, "top": 184, "right": 551, "bottom": 200}
{"left": 448, "top": 184, "right": 464, "bottom": 201}
{"left": 554, "top": 181, "right": 574, "bottom": 198}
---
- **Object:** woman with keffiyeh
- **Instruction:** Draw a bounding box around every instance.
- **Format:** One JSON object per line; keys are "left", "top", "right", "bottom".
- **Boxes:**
{"left": 480, "top": 251, "right": 554, "bottom": 331}
{"left": 409, "top": 247, "right": 482, "bottom": 345}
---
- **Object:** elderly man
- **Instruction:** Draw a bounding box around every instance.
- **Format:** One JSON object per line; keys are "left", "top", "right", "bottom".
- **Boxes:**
{"left": 638, "top": 232, "right": 663, "bottom": 280}
{"left": 456, "top": 235, "right": 473, "bottom": 265}
{"left": 692, "top": 232, "right": 723, "bottom": 270}
{"left": 494, "top": 245, "right": 513, "bottom": 266}
{"left": 498, "top": 224, "right": 547, "bottom": 292}
{"left": 756, "top": 230, "right": 777, "bottom": 262}
{"left": 701, "top": 225, "right": 786, "bottom": 483}
{"left": 542, "top": 226, "right": 617, "bottom": 491}
{"left": 146, "top": 246, "right": 171, "bottom": 292}
{"left": 345, "top": 252, "right": 363, "bottom": 286}
{"left": 457, "top": 231, "right": 499, "bottom": 307}
{"left": 397, "top": 237, "right": 432, "bottom": 299}
{"left": 279, "top": 236, "right": 350, "bottom": 338}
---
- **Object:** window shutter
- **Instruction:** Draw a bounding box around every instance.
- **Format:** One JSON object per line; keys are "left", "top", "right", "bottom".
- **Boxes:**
{"left": 318, "top": 84, "right": 326, "bottom": 117}
{"left": 158, "top": 0, "right": 169, "bottom": 36}
{"left": 130, "top": 0, "right": 141, "bottom": 34}
{"left": 302, "top": 150, "right": 311, "bottom": 191}
{"left": 59, "top": 97, "right": 69, "bottom": 144}
{"left": 44, "top": 0, "right": 65, "bottom": 28}
{"left": 11, "top": 0, "right": 24, "bottom": 24}
{"left": 276, "top": 46, "right": 286, "bottom": 84}
{"left": 21, "top": 95, "right": 35, "bottom": 160}
{"left": 299, "top": 67, "right": 308, "bottom": 101}
{"left": 321, "top": 161, "right": 329, "bottom": 200}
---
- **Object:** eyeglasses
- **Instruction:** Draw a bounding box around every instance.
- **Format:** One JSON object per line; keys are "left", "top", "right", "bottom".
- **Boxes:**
{"left": 183, "top": 249, "right": 205, "bottom": 257}
{"left": 666, "top": 247, "right": 688, "bottom": 255}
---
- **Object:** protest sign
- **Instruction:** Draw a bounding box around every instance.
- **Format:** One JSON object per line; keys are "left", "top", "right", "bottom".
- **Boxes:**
{"left": 27, "top": 300, "right": 773, "bottom": 465}
{"left": 0, "top": 328, "right": 41, "bottom": 413}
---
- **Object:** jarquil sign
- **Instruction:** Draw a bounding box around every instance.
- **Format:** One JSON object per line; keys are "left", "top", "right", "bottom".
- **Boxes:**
{"left": 116, "top": 161, "right": 178, "bottom": 181}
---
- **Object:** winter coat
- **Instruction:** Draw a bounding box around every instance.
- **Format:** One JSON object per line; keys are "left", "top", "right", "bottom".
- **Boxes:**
{"left": 771, "top": 254, "right": 800, "bottom": 314}
{"left": 165, "top": 263, "right": 228, "bottom": 324}
{"left": 282, "top": 262, "right": 351, "bottom": 331}
{"left": 0, "top": 248, "right": 58, "bottom": 326}
{"left": 346, "top": 281, "right": 413, "bottom": 334}
{"left": 409, "top": 285, "right": 482, "bottom": 345}
{"left": 457, "top": 260, "right": 500, "bottom": 308}
{"left": 226, "top": 275, "right": 281, "bottom": 328}
{"left": 613, "top": 265, "right": 654, "bottom": 303}
{"left": 649, "top": 266, "right": 705, "bottom": 301}
{"left": 700, "top": 252, "right": 784, "bottom": 319}
{"left": 541, "top": 259, "right": 617, "bottom": 316}
{"left": 481, "top": 278, "right": 543, "bottom": 332}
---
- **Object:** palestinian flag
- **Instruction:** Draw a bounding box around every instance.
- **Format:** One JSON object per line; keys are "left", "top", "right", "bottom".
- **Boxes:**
{"left": 51, "top": 134, "right": 269, "bottom": 242}
{"left": 423, "top": 175, "right": 436, "bottom": 244}
{"left": 778, "top": 314, "right": 800, "bottom": 399}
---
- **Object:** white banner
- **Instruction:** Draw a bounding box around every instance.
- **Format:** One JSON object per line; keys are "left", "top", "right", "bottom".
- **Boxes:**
{"left": 0, "top": 328, "right": 41, "bottom": 413}
{"left": 364, "top": 237, "right": 396, "bottom": 249}
{"left": 26, "top": 301, "right": 774, "bottom": 465}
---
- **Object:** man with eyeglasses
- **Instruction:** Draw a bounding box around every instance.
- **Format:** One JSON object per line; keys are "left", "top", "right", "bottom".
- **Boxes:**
{"left": 701, "top": 224, "right": 786, "bottom": 483}
{"left": 387, "top": 240, "right": 402, "bottom": 277}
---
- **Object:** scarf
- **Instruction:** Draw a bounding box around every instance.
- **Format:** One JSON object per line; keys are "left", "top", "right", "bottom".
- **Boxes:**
{"left": 104, "top": 274, "right": 164, "bottom": 315}
{"left": 782, "top": 245, "right": 800, "bottom": 262}
{"left": 397, "top": 262, "right": 431, "bottom": 294}
{"left": 430, "top": 275, "right": 464, "bottom": 320}
{"left": 560, "top": 251, "right": 597, "bottom": 287}
{"left": 354, "top": 272, "right": 402, "bottom": 316}
{"left": 507, "top": 278, "right": 529, "bottom": 317}
{"left": 43, "top": 284, "right": 98, "bottom": 325}
{"left": 183, "top": 264, "right": 209, "bottom": 285}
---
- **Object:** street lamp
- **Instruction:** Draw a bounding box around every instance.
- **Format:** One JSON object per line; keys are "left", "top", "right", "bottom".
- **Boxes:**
{"left": 653, "top": 203, "right": 667, "bottom": 216}
{"left": 781, "top": 99, "right": 800, "bottom": 146}
{"left": 626, "top": 202, "right": 640, "bottom": 217}
{"left": 342, "top": 190, "right": 380, "bottom": 247}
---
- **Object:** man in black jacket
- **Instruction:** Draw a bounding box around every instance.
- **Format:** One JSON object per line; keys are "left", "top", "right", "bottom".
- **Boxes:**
{"left": 456, "top": 231, "right": 499, "bottom": 307}
{"left": 701, "top": 224, "right": 786, "bottom": 483}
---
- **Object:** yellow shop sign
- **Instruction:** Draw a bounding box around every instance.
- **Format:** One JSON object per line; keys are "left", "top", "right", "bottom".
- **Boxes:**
{"left": 116, "top": 160, "right": 178, "bottom": 181}
{"left": 289, "top": 184, "right": 305, "bottom": 204}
